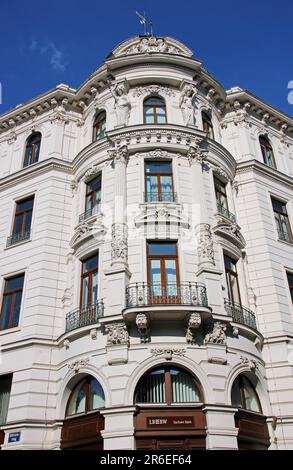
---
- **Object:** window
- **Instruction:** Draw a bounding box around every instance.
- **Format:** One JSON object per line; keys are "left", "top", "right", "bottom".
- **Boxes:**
{"left": 214, "top": 177, "right": 228, "bottom": 212}
{"left": 147, "top": 242, "right": 179, "bottom": 302}
{"left": 231, "top": 375, "right": 262, "bottom": 413}
{"left": 93, "top": 111, "right": 106, "bottom": 141}
{"left": 202, "top": 111, "right": 214, "bottom": 139}
{"left": 135, "top": 367, "right": 201, "bottom": 405}
{"left": 145, "top": 161, "right": 174, "bottom": 202}
{"left": 84, "top": 175, "right": 101, "bottom": 219}
{"left": 0, "top": 274, "right": 24, "bottom": 330}
{"left": 286, "top": 272, "right": 293, "bottom": 303}
{"left": 143, "top": 96, "right": 166, "bottom": 124}
{"left": 23, "top": 133, "right": 41, "bottom": 168}
{"left": 272, "top": 198, "right": 293, "bottom": 243}
{"left": 259, "top": 135, "right": 276, "bottom": 168}
{"left": 224, "top": 255, "right": 241, "bottom": 305}
{"left": 7, "top": 196, "right": 34, "bottom": 247}
{"left": 81, "top": 254, "right": 99, "bottom": 308}
{"left": 0, "top": 375, "right": 12, "bottom": 425}
{"left": 66, "top": 376, "right": 105, "bottom": 417}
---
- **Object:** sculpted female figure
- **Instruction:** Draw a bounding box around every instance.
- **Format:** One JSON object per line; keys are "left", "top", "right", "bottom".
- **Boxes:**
{"left": 179, "top": 84, "right": 197, "bottom": 126}
{"left": 110, "top": 81, "right": 131, "bottom": 126}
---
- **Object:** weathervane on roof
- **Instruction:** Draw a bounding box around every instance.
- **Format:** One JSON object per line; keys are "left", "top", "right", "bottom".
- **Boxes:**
{"left": 135, "top": 11, "right": 154, "bottom": 36}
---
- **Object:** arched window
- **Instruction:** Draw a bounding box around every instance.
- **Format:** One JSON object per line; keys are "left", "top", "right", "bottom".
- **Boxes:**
{"left": 23, "top": 133, "right": 41, "bottom": 167}
{"left": 134, "top": 366, "right": 202, "bottom": 405}
{"left": 143, "top": 96, "right": 167, "bottom": 124}
{"left": 202, "top": 111, "right": 214, "bottom": 139}
{"left": 66, "top": 376, "right": 105, "bottom": 417}
{"left": 93, "top": 111, "right": 106, "bottom": 141}
{"left": 259, "top": 135, "right": 276, "bottom": 168}
{"left": 231, "top": 375, "right": 262, "bottom": 413}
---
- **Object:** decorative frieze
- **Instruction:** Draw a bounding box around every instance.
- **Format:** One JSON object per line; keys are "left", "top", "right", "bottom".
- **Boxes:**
{"left": 197, "top": 224, "right": 215, "bottom": 265}
{"left": 204, "top": 322, "right": 227, "bottom": 345}
{"left": 68, "top": 358, "right": 90, "bottom": 373}
{"left": 240, "top": 355, "right": 258, "bottom": 370}
{"left": 106, "top": 322, "right": 129, "bottom": 347}
{"left": 111, "top": 223, "right": 128, "bottom": 266}
{"left": 151, "top": 348, "right": 186, "bottom": 360}
{"left": 132, "top": 84, "right": 175, "bottom": 98}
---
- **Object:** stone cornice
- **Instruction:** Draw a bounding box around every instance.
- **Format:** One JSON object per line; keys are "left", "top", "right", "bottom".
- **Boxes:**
{"left": 236, "top": 158, "right": 293, "bottom": 190}
{"left": 0, "top": 157, "right": 72, "bottom": 191}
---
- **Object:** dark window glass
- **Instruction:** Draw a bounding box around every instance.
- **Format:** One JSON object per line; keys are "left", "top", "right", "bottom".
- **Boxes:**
{"left": 231, "top": 375, "right": 262, "bottom": 413}
{"left": 81, "top": 254, "right": 99, "bottom": 308}
{"left": 66, "top": 376, "right": 105, "bottom": 416}
{"left": 214, "top": 177, "right": 228, "bottom": 211}
{"left": 12, "top": 196, "right": 34, "bottom": 239}
{"left": 286, "top": 272, "right": 293, "bottom": 303}
{"left": 224, "top": 255, "right": 241, "bottom": 305}
{"left": 143, "top": 96, "right": 166, "bottom": 124}
{"left": 0, "top": 375, "right": 12, "bottom": 425}
{"left": 85, "top": 175, "right": 101, "bottom": 215}
{"left": 147, "top": 242, "right": 179, "bottom": 301}
{"left": 272, "top": 198, "right": 292, "bottom": 243}
{"left": 259, "top": 136, "right": 276, "bottom": 168}
{"left": 202, "top": 111, "right": 214, "bottom": 139}
{"left": 145, "top": 161, "right": 173, "bottom": 202}
{"left": 93, "top": 112, "right": 106, "bottom": 141}
{"left": 0, "top": 274, "right": 24, "bottom": 330}
{"left": 23, "top": 133, "right": 41, "bottom": 168}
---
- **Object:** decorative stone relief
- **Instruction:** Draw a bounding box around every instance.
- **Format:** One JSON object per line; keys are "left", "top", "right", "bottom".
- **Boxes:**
{"left": 122, "top": 37, "right": 182, "bottom": 55}
{"left": 240, "top": 355, "right": 258, "bottom": 370}
{"left": 186, "top": 312, "right": 202, "bottom": 344}
{"left": 197, "top": 224, "right": 215, "bottom": 265}
{"left": 136, "top": 313, "right": 150, "bottom": 343}
{"left": 179, "top": 84, "right": 197, "bottom": 126}
{"left": 204, "top": 322, "right": 227, "bottom": 345}
{"left": 187, "top": 142, "right": 207, "bottom": 166}
{"left": 7, "top": 131, "right": 17, "bottom": 145}
{"left": 82, "top": 163, "right": 100, "bottom": 182}
{"left": 68, "top": 358, "right": 89, "bottom": 373}
{"left": 213, "top": 222, "right": 246, "bottom": 250}
{"left": 109, "top": 79, "right": 131, "bottom": 126}
{"left": 111, "top": 223, "right": 128, "bottom": 265}
{"left": 132, "top": 85, "right": 175, "bottom": 98}
{"left": 108, "top": 145, "right": 129, "bottom": 164}
{"left": 151, "top": 348, "right": 186, "bottom": 360}
{"left": 70, "top": 218, "right": 106, "bottom": 250}
{"left": 106, "top": 322, "right": 129, "bottom": 347}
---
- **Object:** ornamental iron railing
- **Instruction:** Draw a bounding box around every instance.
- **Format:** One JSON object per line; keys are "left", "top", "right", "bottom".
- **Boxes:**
{"left": 65, "top": 301, "right": 104, "bottom": 332}
{"left": 79, "top": 204, "right": 101, "bottom": 223}
{"left": 216, "top": 203, "right": 236, "bottom": 223}
{"left": 6, "top": 230, "right": 30, "bottom": 247}
{"left": 144, "top": 192, "right": 177, "bottom": 203}
{"left": 126, "top": 282, "right": 208, "bottom": 308}
{"left": 224, "top": 299, "right": 257, "bottom": 330}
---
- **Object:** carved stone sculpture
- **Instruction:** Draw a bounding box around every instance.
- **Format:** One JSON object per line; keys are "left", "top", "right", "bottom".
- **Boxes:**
{"left": 136, "top": 313, "right": 150, "bottom": 343}
{"left": 204, "top": 322, "right": 227, "bottom": 345}
{"left": 111, "top": 223, "right": 128, "bottom": 265}
{"left": 180, "top": 85, "right": 197, "bottom": 125}
{"left": 106, "top": 322, "right": 129, "bottom": 346}
{"left": 109, "top": 80, "right": 131, "bottom": 126}
{"left": 197, "top": 224, "right": 215, "bottom": 265}
{"left": 186, "top": 312, "right": 201, "bottom": 344}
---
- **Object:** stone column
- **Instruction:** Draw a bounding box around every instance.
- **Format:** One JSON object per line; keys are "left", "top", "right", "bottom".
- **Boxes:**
{"left": 203, "top": 405, "right": 239, "bottom": 450}
{"left": 101, "top": 407, "right": 136, "bottom": 450}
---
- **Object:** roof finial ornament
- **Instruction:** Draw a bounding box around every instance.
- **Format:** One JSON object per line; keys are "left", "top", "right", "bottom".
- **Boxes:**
{"left": 135, "top": 11, "right": 153, "bottom": 36}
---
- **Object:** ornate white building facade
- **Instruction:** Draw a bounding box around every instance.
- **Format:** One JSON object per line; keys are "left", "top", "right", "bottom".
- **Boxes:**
{"left": 0, "top": 35, "right": 293, "bottom": 450}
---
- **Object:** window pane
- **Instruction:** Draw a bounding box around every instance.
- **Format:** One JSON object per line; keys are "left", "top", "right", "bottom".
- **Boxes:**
{"left": 165, "top": 259, "right": 177, "bottom": 295}
{"left": 146, "top": 162, "right": 171, "bottom": 174}
{"left": 12, "top": 291, "right": 22, "bottom": 327}
{"left": 287, "top": 272, "right": 293, "bottom": 303}
{"left": 92, "top": 272, "right": 98, "bottom": 305}
{"left": 6, "top": 275, "right": 24, "bottom": 292}
{"left": 0, "top": 375, "right": 12, "bottom": 425}
{"left": 89, "top": 378, "right": 105, "bottom": 411}
{"left": 67, "top": 380, "right": 87, "bottom": 416}
{"left": 171, "top": 369, "right": 200, "bottom": 403}
{"left": 148, "top": 243, "right": 177, "bottom": 255}
{"left": 144, "top": 97, "right": 164, "bottom": 105}
{"left": 230, "top": 275, "right": 241, "bottom": 304}
{"left": 160, "top": 176, "right": 172, "bottom": 194}
{"left": 24, "top": 211, "right": 32, "bottom": 232}
{"left": 135, "top": 369, "right": 166, "bottom": 403}
{"left": 17, "top": 198, "right": 34, "bottom": 212}
{"left": 82, "top": 276, "right": 89, "bottom": 307}
{"left": 242, "top": 377, "right": 261, "bottom": 412}
{"left": 231, "top": 377, "right": 242, "bottom": 408}
{"left": 224, "top": 255, "right": 236, "bottom": 272}
{"left": 14, "top": 215, "right": 23, "bottom": 234}
{"left": 1, "top": 296, "right": 12, "bottom": 330}
{"left": 150, "top": 259, "right": 162, "bottom": 296}
{"left": 83, "top": 255, "right": 99, "bottom": 274}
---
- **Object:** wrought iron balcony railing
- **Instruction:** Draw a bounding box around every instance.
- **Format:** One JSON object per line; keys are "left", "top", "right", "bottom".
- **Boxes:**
{"left": 224, "top": 299, "right": 257, "bottom": 330}
{"left": 6, "top": 230, "right": 31, "bottom": 247}
{"left": 144, "top": 192, "right": 177, "bottom": 203}
{"left": 126, "top": 282, "right": 208, "bottom": 308}
{"left": 216, "top": 203, "right": 236, "bottom": 223}
{"left": 65, "top": 301, "right": 104, "bottom": 333}
{"left": 79, "top": 204, "right": 101, "bottom": 224}
{"left": 277, "top": 229, "right": 293, "bottom": 244}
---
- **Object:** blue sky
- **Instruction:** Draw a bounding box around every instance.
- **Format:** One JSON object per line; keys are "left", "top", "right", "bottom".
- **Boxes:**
{"left": 0, "top": 0, "right": 292, "bottom": 116}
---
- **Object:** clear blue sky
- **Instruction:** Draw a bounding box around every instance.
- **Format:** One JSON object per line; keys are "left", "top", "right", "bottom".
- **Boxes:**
{"left": 0, "top": 0, "right": 292, "bottom": 116}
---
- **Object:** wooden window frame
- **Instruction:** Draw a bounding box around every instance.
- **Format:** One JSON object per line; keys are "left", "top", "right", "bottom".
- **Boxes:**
{"left": 80, "top": 254, "right": 99, "bottom": 308}
{"left": 214, "top": 177, "right": 228, "bottom": 209}
{"left": 85, "top": 175, "right": 102, "bottom": 212}
{"left": 65, "top": 376, "right": 104, "bottom": 417}
{"left": 259, "top": 136, "right": 276, "bottom": 168}
{"left": 237, "top": 375, "right": 262, "bottom": 413}
{"left": 272, "top": 198, "right": 292, "bottom": 241}
{"left": 224, "top": 255, "right": 242, "bottom": 306}
{"left": 93, "top": 112, "right": 106, "bottom": 141}
{"left": 147, "top": 242, "right": 180, "bottom": 302}
{"left": 13, "top": 197, "right": 34, "bottom": 236}
{"left": 202, "top": 111, "right": 214, "bottom": 139}
{"left": 143, "top": 96, "right": 167, "bottom": 124}
{"left": 144, "top": 161, "right": 174, "bottom": 202}
{"left": 0, "top": 274, "right": 24, "bottom": 330}
{"left": 23, "top": 133, "right": 41, "bottom": 168}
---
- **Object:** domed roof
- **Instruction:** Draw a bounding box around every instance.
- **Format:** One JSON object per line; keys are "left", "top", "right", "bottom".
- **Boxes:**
{"left": 108, "top": 35, "right": 194, "bottom": 58}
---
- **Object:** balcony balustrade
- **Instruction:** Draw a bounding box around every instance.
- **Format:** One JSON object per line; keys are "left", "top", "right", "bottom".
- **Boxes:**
{"left": 6, "top": 230, "right": 30, "bottom": 247}
{"left": 216, "top": 203, "right": 236, "bottom": 223}
{"left": 126, "top": 282, "right": 208, "bottom": 308}
{"left": 224, "top": 299, "right": 257, "bottom": 330}
{"left": 79, "top": 204, "right": 101, "bottom": 224}
{"left": 144, "top": 192, "right": 177, "bottom": 203}
{"left": 65, "top": 301, "right": 104, "bottom": 333}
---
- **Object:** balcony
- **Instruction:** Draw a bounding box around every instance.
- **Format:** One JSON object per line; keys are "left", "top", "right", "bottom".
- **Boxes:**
{"left": 65, "top": 301, "right": 104, "bottom": 333}
{"left": 216, "top": 203, "right": 236, "bottom": 223}
{"left": 6, "top": 230, "right": 30, "bottom": 247}
{"left": 79, "top": 205, "right": 101, "bottom": 224}
{"left": 224, "top": 299, "right": 257, "bottom": 330}
{"left": 126, "top": 282, "right": 208, "bottom": 308}
{"left": 144, "top": 192, "right": 177, "bottom": 203}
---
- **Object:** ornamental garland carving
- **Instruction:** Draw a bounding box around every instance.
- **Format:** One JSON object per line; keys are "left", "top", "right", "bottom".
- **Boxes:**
{"left": 151, "top": 348, "right": 186, "bottom": 360}
{"left": 106, "top": 322, "right": 129, "bottom": 346}
{"left": 68, "top": 358, "right": 89, "bottom": 373}
{"left": 204, "top": 322, "right": 227, "bottom": 345}
{"left": 132, "top": 85, "right": 175, "bottom": 98}
{"left": 240, "top": 356, "right": 258, "bottom": 370}
{"left": 197, "top": 224, "right": 215, "bottom": 265}
{"left": 123, "top": 37, "right": 182, "bottom": 56}
{"left": 111, "top": 223, "right": 128, "bottom": 265}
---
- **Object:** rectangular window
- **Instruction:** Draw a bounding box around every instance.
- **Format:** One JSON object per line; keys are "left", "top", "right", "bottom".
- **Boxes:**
{"left": 85, "top": 176, "right": 101, "bottom": 217}
{"left": 272, "top": 198, "right": 292, "bottom": 243}
{"left": 0, "top": 375, "right": 12, "bottom": 426}
{"left": 214, "top": 177, "right": 228, "bottom": 212}
{"left": 8, "top": 196, "right": 34, "bottom": 247}
{"left": 80, "top": 254, "right": 99, "bottom": 308}
{"left": 286, "top": 272, "right": 293, "bottom": 303}
{"left": 147, "top": 242, "right": 179, "bottom": 302}
{"left": 0, "top": 274, "right": 24, "bottom": 330}
{"left": 145, "top": 161, "right": 174, "bottom": 203}
{"left": 224, "top": 255, "right": 241, "bottom": 305}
